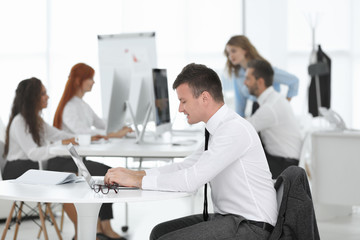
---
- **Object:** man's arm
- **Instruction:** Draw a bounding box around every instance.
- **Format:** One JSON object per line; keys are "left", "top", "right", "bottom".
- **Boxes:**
{"left": 103, "top": 145, "right": 208, "bottom": 191}
{"left": 247, "top": 105, "right": 277, "bottom": 132}
{"left": 272, "top": 67, "right": 299, "bottom": 99}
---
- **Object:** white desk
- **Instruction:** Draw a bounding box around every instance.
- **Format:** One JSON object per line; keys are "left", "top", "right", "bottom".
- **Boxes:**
{"left": 311, "top": 130, "right": 360, "bottom": 206}
{"left": 50, "top": 133, "right": 203, "bottom": 158}
{"left": 0, "top": 180, "right": 190, "bottom": 240}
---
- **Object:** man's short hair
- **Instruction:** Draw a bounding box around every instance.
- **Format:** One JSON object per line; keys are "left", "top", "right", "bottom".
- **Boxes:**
{"left": 172, "top": 63, "right": 224, "bottom": 103}
{"left": 247, "top": 59, "right": 274, "bottom": 87}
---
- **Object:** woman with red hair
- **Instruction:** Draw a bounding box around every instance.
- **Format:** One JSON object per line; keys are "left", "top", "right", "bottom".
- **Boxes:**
{"left": 53, "top": 62, "right": 131, "bottom": 137}
{"left": 54, "top": 63, "right": 128, "bottom": 240}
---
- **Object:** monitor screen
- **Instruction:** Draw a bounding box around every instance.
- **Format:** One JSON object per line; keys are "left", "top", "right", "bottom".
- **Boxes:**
{"left": 153, "top": 69, "right": 171, "bottom": 126}
{"left": 152, "top": 69, "right": 171, "bottom": 135}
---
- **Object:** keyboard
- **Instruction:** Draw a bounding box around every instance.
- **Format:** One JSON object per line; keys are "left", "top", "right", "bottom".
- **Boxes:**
{"left": 91, "top": 138, "right": 110, "bottom": 144}
{"left": 172, "top": 139, "right": 198, "bottom": 146}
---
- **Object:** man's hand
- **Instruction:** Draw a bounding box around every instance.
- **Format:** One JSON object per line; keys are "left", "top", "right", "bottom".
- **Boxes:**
{"left": 104, "top": 167, "right": 145, "bottom": 188}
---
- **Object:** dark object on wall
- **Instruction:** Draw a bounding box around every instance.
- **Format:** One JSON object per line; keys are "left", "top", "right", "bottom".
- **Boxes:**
{"left": 308, "top": 45, "right": 331, "bottom": 117}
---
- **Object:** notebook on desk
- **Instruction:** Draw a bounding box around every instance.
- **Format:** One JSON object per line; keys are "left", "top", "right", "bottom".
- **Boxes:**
{"left": 66, "top": 143, "right": 138, "bottom": 190}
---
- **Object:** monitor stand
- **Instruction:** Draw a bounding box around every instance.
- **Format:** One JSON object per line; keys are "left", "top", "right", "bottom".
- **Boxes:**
{"left": 126, "top": 101, "right": 152, "bottom": 144}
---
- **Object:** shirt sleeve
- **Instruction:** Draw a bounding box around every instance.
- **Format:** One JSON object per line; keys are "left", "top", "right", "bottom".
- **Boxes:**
{"left": 43, "top": 122, "right": 74, "bottom": 143}
{"left": 91, "top": 108, "right": 106, "bottom": 131}
{"left": 63, "top": 101, "right": 105, "bottom": 135}
{"left": 145, "top": 145, "right": 204, "bottom": 176}
{"left": 12, "top": 118, "right": 56, "bottom": 161}
{"left": 247, "top": 105, "right": 278, "bottom": 132}
{"left": 273, "top": 67, "right": 299, "bottom": 98}
{"left": 142, "top": 121, "right": 252, "bottom": 192}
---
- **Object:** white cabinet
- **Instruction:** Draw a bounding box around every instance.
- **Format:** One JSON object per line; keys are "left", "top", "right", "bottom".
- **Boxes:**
{"left": 312, "top": 130, "right": 360, "bottom": 206}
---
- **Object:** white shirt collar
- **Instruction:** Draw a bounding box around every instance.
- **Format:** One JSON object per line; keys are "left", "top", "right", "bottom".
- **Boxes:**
{"left": 257, "top": 86, "right": 275, "bottom": 106}
{"left": 72, "top": 96, "right": 83, "bottom": 101}
{"left": 206, "top": 104, "right": 228, "bottom": 135}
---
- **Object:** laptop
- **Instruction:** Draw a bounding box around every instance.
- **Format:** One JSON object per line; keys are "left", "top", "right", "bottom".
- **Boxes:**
{"left": 66, "top": 143, "right": 138, "bottom": 190}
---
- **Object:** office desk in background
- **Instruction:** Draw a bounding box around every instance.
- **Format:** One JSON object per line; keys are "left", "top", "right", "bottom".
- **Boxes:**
{"left": 311, "top": 130, "right": 360, "bottom": 215}
{"left": 50, "top": 133, "right": 203, "bottom": 158}
{"left": 0, "top": 180, "right": 190, "bottom": 240}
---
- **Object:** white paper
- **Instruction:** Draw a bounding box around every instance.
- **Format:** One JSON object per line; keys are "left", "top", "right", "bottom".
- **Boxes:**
{"left": 14, "top": 169, "right": 77, "bottom": 185}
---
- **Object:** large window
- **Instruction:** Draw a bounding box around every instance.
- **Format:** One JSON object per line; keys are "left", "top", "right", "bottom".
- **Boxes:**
{"left": 0, "top": 0, "right": 243, "bottom": 127}
{"left": 0, "top": 0, "right": 48, "bottom": 124}
{"left": 0, "top": 0, "right": 358, "bottom": 130}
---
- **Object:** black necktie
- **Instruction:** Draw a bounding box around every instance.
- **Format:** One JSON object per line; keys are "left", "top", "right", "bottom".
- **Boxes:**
{"left": 203, "top": 128, "right": 210, "bottom": 221}
{"left": 252, "top": 101, "right": 260, "bottom": 115}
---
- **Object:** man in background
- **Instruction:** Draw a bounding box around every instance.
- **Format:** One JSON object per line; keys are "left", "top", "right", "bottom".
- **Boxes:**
{"left": 245, "top": 59, "right": 302, "bottom": 179}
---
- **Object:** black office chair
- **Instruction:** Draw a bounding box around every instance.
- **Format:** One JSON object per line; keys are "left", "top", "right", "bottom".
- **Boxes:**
{"left": 268, "top": 166, "right": 320, "bottom": 240}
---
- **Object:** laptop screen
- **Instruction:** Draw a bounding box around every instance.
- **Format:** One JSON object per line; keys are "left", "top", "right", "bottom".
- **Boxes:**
{"left": 67, "top": 143, "right": 95, "bottom": 188}
{"left": 66, "top": 143, "right": 139, "bottom": 190}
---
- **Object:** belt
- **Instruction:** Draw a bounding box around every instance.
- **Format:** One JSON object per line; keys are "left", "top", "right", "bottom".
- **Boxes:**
{"left": 248, "top": 220, "right": 274, "bottom": 233}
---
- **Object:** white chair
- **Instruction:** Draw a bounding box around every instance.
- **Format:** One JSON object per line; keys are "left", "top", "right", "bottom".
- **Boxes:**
{"left": 0, "top": 140, "right": 63, "bottom": 240}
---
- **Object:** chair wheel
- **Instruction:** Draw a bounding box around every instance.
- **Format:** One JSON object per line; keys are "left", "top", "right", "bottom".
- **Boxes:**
{"left": 122, "top": 226, "right": 129, "bottom": 232}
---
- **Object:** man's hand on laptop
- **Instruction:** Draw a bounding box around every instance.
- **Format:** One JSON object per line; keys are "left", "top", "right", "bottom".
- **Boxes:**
{"left": 104, "top": 167, "right": 146, "bottom": 188}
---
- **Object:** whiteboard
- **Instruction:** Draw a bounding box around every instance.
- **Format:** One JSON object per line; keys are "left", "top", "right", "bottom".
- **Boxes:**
{"left": 97, "top": 32, "right": 157, "bottom": 120}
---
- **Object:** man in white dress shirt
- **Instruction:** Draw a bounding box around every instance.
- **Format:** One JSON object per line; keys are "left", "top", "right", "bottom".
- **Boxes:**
{"left": 245, "top": 59, "right": 302, "bottom": 179}
{"left": 105, "top": 63, "right": 277, "bottom": 239}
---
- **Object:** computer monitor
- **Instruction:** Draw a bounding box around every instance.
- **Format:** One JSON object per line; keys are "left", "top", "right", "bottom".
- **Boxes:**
{"left": 126, "top": 71, "right": 155, "bottom": 143}
{"left": 106, "top": 67, "right": 131, "bottom": 134}
{"left": 152, "top": 69, "right": 171, "bottom": 135}
{"left": 127, "top": 71, "right": 155, "bottom": 127}
{"left": 126, "top": 69, "right": 172, "bottom": 143}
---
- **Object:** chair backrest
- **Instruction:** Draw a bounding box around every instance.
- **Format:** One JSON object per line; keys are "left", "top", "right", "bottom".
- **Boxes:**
{"left": 0, "top": 140, "right": 5, "bottom": 180}
{"left": 276, "top": 181, "right": 284, "bottom": 212}
{"left": 269, "top": 166, "right": 320, "bottom": 240}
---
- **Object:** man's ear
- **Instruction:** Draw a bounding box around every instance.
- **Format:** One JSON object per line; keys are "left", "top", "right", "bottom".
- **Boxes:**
{"left": 257, "top": 77, "right": 266, "bottom": 88}
{"left": 201, "top": 91, "right": 210, "bottom": 102}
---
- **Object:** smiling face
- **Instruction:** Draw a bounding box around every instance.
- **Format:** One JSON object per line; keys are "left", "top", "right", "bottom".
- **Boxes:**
{"left": 225, "top": 45, "right": 247, "bottom": 67}
{"left": 40, "top": 84, "right": 49, "bottom": 110}
{"left": 176, "top": 83, "right": 205, "bottom": 124}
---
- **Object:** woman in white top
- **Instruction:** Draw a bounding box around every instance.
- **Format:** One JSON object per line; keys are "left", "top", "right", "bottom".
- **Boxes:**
{"left": 53, "top": 62, "right": 132, "bottom": 138}
{"left": 3, "top": 78, "right": 79, "bottom": 239}
{"left": 53, "top": 63, "right": 128, "bottom": 240}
